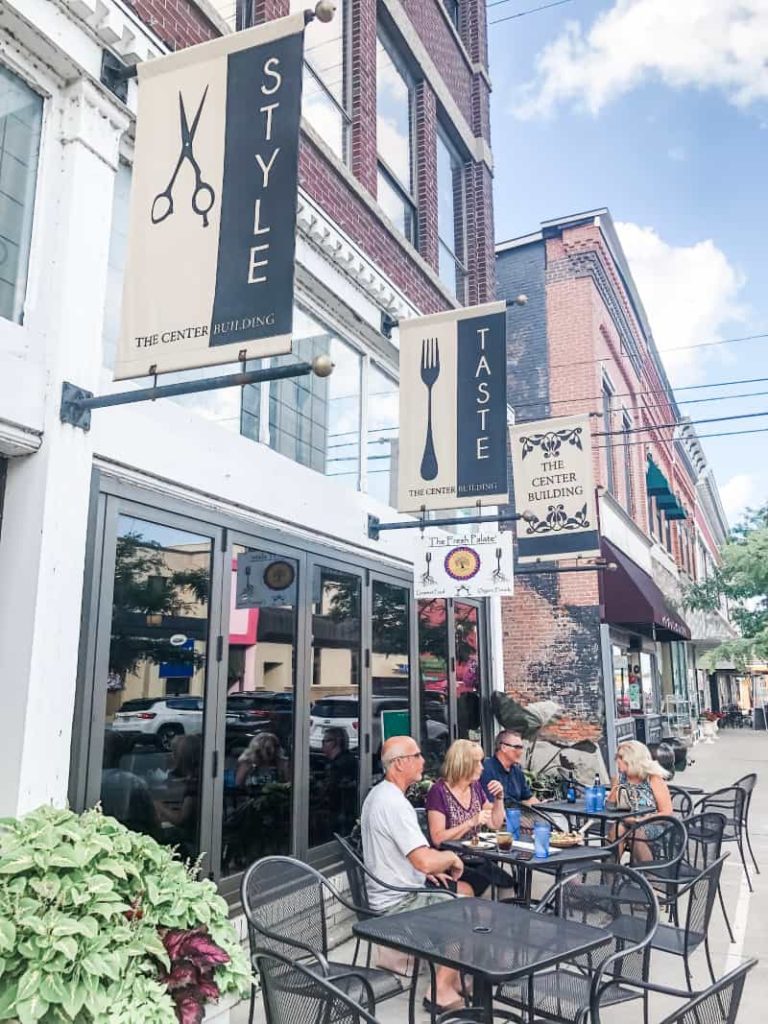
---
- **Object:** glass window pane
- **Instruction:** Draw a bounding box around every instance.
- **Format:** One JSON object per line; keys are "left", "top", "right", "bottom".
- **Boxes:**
{"left": 102, "top": 161, "right": 132, "bottom": 369}
{"left": 377, "top": 167, "right": 416, "bottom": 243}
{"left": 0, "top": 66, "right": 43, "bottom": 323}
{"left": 220, "top": 547, "right": 297, "bottom": 874}
{"left": 302, "top": 66, "right": 344, "bottom": 159}
{"left": 366, "top": 364, "right": 398, "bottom": 506}
{"left": 371, "top": 582, "right": 410, "bottom": 782}
{"left": 309, "top": 566, "right": 362, "bottom": 847}
{"left": 376, "top": 36, "right": 413, "bottom": 192}
{"left": 418, "top": 599, "right": 450, "bottom": 778}
{"left": 455, "top": 602, "right": 481, "bottom": 741}
{"left": 101, "top": 517, "right": 212, "bottom": 863}
{"left": 439, "top": 241, "right": 459, "bottom": 299}
{"left": 291, "top": 0, "right": 345, "bottom": 104}
{"left": 267, "top": 308, "right": 362, "bottom": 490}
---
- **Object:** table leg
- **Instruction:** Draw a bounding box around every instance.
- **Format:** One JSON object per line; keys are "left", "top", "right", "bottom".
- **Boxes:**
{"left": 472, "top": 975, "right": 493, "bottom": 1023}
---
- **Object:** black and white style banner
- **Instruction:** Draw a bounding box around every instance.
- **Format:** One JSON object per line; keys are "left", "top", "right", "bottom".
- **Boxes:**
{"left": 397, "top": 301, "right": 508, "bottom": 512}
{"left": 116, "top": 14, "right": 305, "bottom": 380}
{"left": 510, "top": 414, "right": 600, "bottom": 563}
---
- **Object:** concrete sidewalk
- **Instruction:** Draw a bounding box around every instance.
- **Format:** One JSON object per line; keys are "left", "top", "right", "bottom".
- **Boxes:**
{"left": 237, "top": 729, "right": 767, "bottom": 1023}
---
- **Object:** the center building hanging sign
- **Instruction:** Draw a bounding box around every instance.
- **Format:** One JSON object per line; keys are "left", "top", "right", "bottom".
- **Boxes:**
{"left": 397, "top": 301, "right": 508, "bottom": 513}
{"left": 115, "top": 14, "right": 306, "bottom": 380}
{"left": 510, "top": 413, "right": 600, "bottom": 563}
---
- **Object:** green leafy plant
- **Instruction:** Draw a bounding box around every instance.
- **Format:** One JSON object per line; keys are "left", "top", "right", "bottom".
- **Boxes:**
{"left": 0, "top": 806, "right": 251, "bottom": 1023}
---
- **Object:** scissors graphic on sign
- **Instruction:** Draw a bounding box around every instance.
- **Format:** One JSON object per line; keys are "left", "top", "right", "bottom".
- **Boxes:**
{"left": 151, "top": 87, "right": 216, "bottom": 227}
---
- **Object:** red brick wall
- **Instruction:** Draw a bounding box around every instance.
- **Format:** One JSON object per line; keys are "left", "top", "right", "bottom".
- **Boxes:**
{"left": 401, "top": 0, "right": 473, "bottom": 125}
{"left": 350, "top": 0, "right": 378, "bottom": 197}
{"left": 125, "top": 0, "right": 219, "bottom": 47}
{"left": 415, "top": 82, "right": 439, "bottom": 270}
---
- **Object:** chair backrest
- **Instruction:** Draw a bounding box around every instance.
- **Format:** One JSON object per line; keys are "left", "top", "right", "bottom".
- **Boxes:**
{"left": 241, "top": 856, "right": 330, "bottom": 962}
{"left": 683, "top": 812, "right": 725, "bottom": 870}
{"left": 669, "top": 786, "right": 693, "bottom": 819}
{"left": 256, "top": 950, "right": 378, "bottom": 1024}
{"left": 657, "top": 958, "right": 757, "bottom": 1024}
{"left": 334, "top": 833, "right": 373, "bottom": 918}
{"left": 734, "top": 773, "right": 757, "bottom": 821}
{"left": 540, "top": 863, "right": 658, "bottom": 984}
{"left": 621, "top": 815, "right": 687, "bottom": 877}
{"left": 682, "top": 855, "right": 727, "bottom": 951}
{"left": 695, "top": 787, "right": 745, "bottom": 841}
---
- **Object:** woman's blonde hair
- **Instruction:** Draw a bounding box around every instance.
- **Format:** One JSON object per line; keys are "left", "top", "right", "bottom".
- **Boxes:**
{"left": 239, "top": 731, "right": 280, "bottom": 766}
{"left": 617, "top": 740, "right": 669, "bottom": 780}
{"left": 441, "top": 739, "right": 484, "bottom": 786}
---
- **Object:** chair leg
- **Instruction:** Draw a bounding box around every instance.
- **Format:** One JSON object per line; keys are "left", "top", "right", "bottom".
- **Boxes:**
{"left": 248, "top": 981, "right": 256, "bottom": 1024}
{"left": 745, "top": 824, "right": 761, "bottom": 874}
{"left": 737, "top": 835, "right": 754, "bottom": 892}
{"left": 351, "top": 936, "right": 360, "bottom": 967}
{"left": 717, "top": 881, "right": 736, "bottom": 944}
{"left": 684, "top": 953, "right": 694, "bottom": 994}
{"left": 643, "top": 989, "right": 649, "bottom": 1024}
{"left": 704, "top": 936, "right": 717, "bottom": 986}
{"left": 366, "top": 941, "right": 372, "bottom": 968}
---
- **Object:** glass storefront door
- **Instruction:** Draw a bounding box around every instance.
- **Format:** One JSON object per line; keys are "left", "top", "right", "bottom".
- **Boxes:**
{"left": 370, "top": 578, "right": 412, "bottom": 782}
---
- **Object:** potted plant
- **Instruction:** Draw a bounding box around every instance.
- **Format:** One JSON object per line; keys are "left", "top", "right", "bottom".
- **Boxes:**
{"left": 0, "top": 806, "right": 251, "bottom": 1023}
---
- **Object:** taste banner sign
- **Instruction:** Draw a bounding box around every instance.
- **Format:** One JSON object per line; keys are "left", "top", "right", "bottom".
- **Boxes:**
{"left": 397, "top": 301, "right": 509, "bottom": 512}
{"left": 115, "top": 14, "right": 305, "bottom": 380}
{"left": 510, "top": 413, "right": 600, "bottom": 563}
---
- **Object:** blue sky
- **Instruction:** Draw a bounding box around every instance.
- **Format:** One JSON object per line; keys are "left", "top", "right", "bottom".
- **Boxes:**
{"left": 488, "top": 0, "right": 768, "bottom": 527}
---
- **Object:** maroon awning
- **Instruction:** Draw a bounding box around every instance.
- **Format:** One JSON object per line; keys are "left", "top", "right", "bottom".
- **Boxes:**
{"left": 602, "top": 539, "right": 691, "bottom": 641}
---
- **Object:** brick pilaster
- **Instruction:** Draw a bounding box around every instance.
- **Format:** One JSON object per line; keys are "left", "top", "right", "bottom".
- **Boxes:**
{"left": 350, "top": 0, "right": 378, "bottom": 197}
{"left": 415, "top": 81, "right": 439, "bottom": 272}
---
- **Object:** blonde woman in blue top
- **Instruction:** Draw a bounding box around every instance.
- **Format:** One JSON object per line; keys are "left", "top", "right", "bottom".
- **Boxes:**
{"left": 609, "top": 739, "right": 673, "bottom": 860}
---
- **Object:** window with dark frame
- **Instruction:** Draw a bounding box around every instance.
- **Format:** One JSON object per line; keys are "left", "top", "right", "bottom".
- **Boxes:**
{"left": 376, "top": 31, "right": 418, "bottom": 246}
{"left": 442, "top": 0, "right": 460, "bottom": 30}
{"left": 289, "top": 0, "right": 350, "bottom": 162}
{"left": 621, "top": 410, "right": 633, "bottom": 515}
{"left": 0, "top": 66, "right": 43, "bottom": 324}
{"left": 602, "top": 379, "right": 615, "bottom": 494}
{"left": 436, "top": 128, "right": 467, "bottom": 301}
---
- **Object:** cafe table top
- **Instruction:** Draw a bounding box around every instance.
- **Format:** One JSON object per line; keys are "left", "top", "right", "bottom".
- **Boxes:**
{"left": 444, "top": 837, "right": 611, "bottom": 872}
{"left": 352, "top": 897, "right": 610, "bottom": 983}
{"left": 541, "top": 798, "right": 636, "bottom": 821}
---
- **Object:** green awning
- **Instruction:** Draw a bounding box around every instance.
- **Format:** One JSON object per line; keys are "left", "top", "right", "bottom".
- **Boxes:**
{"left": 646, "top": 459, "right": 671, "bottom": 496}
{"left": 665, "top": 504, "right": 687, "bottom": 520}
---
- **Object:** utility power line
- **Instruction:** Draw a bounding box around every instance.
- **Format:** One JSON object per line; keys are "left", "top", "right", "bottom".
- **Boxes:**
{"left": 593, "top": 408, "right": 768, "bottom": 439}
{"left": 511, "top": 376, "right": 768, "bottom": 413}
{"left": 594, "top": 426, "right": 768, "bottom": 450}
{"left": 489, "top": 0, "right": 578, "bottom": 24}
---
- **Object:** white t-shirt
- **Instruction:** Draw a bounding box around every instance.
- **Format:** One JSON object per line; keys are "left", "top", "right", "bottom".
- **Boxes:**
{"left": 361, "top": 779, "right": 429, "bottom": 911}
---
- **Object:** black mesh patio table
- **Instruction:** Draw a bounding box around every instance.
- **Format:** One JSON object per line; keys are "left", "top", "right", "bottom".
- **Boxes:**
{"left": 353, "top": 896, "right": 610, "bottom": 1024}
{"left": 444, "top": 838, "right": 612, "bottom": 902}
{"left": 542, "top": 799, "right": 635, "bottom": 822}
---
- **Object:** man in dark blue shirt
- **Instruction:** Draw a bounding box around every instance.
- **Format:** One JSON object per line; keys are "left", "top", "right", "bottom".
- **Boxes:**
{"left": 480, "top": 729, "right": 539, "bottom": 805}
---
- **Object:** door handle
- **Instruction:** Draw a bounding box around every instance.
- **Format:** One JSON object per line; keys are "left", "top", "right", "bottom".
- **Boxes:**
{"left": 365, "top": 734, "right": 370, "bottom": 754}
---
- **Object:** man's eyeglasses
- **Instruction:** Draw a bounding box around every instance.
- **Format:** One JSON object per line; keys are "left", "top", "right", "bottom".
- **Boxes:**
{"left": 500, "top": 742, "right": 524, "bottom": 751}
{"left": 394, "top": 752, "right": 424, "bottom": 762}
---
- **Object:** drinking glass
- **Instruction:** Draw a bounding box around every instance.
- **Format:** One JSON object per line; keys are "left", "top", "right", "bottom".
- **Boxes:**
{"left": 533, "top": 821, "right": 551, "bottom": 858}
{"left": 506, "top": 807, "right": 521, "bottom": 840}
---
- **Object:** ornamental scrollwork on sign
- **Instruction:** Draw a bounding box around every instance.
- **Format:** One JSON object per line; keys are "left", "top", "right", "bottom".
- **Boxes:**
{"left": 525, "top": 503, "right": 591, "bottom": 535}
{"left": 519, "top": 427, "right": 583, "bottom": 460}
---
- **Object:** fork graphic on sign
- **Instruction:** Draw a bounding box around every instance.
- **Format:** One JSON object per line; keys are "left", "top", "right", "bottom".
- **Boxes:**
{"left": 420, "top": 337, "right": 440, "bottom": 480}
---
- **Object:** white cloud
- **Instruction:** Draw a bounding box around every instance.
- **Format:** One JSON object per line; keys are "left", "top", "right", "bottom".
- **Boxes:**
{"left": 720, "top": 473, "right": 759, "bottom": 522}
{"left": 515, "top": 0, "right": 768, "bottom": 119}
{"left": 615, "top": 222, "right": 747, "bottom": 382}
{"left": 666, "top": 145, "right": 687, "bottom": 162}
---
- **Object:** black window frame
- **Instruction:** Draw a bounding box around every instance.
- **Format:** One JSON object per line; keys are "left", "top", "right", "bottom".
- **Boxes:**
{"left": 376, "top": 28, "right": 419, "bottom": 247}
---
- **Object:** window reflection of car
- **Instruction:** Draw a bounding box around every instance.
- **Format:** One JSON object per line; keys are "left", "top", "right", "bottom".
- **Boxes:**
{"left": 309, "top": 695, "right": 449, "bottom": 753}
{"left": 225, "top": 692, "right": 293, "bottom": 753}
{"left": 111, "top": 697, "right": 203, "bottom": 751}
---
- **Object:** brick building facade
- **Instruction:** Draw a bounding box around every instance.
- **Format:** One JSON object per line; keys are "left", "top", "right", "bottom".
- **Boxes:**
{"left": 497, "top": 210, "right": 725, "bottom": 754}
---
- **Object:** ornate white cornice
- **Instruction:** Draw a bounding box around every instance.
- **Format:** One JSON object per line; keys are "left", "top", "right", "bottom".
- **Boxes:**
{"left": 296, "top": 191, "right": 416, "bottom": 321}
{"left": 60, "top": 0, "right": 161, "bottom": 64}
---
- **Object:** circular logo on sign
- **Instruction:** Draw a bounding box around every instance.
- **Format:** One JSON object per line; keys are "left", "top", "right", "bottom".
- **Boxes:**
{"left": 263, "top": 560, "right": 296, "bottom": 591}
{"left": 169, "top": 634, "right": 188, "bottom": 647}
{"left": 444, "top": 547, "right": 481, "bottom": 581}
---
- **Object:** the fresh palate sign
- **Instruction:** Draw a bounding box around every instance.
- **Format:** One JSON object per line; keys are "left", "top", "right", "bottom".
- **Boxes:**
{"left": 398, "top": 301, "right": 508, "bottom": 513}
{"left": 510, "top": 413, "right": 600, "bottom": 563}
{"left": 414, "top": 527, "right": 514, "bottom": 599}
{"left": 115, "top": 13, "right": 305, "bottom": 380}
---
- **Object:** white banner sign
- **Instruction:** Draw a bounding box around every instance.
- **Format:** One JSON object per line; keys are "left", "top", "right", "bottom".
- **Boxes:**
{"left": 414, "top": 528, "right": 514, "bottom": 599}
{"left": 510, "top": 414, "right": 599, "bottom": 564}
{"left": 398, "top": 301, "right": 508, "bottom": 512}
{"left": 116, "top": 14, "right": 306, "bottom": 380}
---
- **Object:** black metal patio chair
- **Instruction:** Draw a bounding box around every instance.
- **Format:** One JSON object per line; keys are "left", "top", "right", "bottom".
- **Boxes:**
{"left": 734, "top": 772, "right": 760, "bottom": 876}
{"left": 666, "top": 812, "right": 734, "bottom": 942}
{"left": 241, "top": 855, "right": 406, "bottom": 1023}
{"left": 693, "top": 786, "right": 752, "bottom": 890}
{"left": 494, "top": 863, "right": 659, "bottom": 1024}
{"left": 655, "top": 958, "right": 757, "bottom": 1024}
{"left": 603, "top": 814, "right": 687, "bottom": 883}
{"left": 255, "top": 948, "right": 378, "bottom": 1024}
{"left": 645, "top": 854, "right": 728, "bottom": 992}
{"left": 669, "top": 786, "right": 694, "bottom": 819}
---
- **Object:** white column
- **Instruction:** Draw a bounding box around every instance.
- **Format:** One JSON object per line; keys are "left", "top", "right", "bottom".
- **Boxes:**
{"left": 0, "top": 80, "right": 128, "bottom": 816}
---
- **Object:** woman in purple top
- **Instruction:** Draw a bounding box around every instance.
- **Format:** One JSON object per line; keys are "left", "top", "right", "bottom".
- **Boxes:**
{"left": 426, "top": 739, "right": 507, "bottom": 896}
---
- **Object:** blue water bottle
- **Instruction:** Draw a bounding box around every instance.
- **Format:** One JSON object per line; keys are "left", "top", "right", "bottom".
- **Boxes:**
{"left": 594, "top": 773, "right": 606, "bottom": 811}
{"left": 566, "top": 772, "right": 576, "bottom": 804}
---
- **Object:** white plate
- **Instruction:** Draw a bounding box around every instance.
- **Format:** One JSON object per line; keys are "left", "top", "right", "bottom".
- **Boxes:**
{"left": 462, "top": 840, "right": 494, "bottom": 850}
